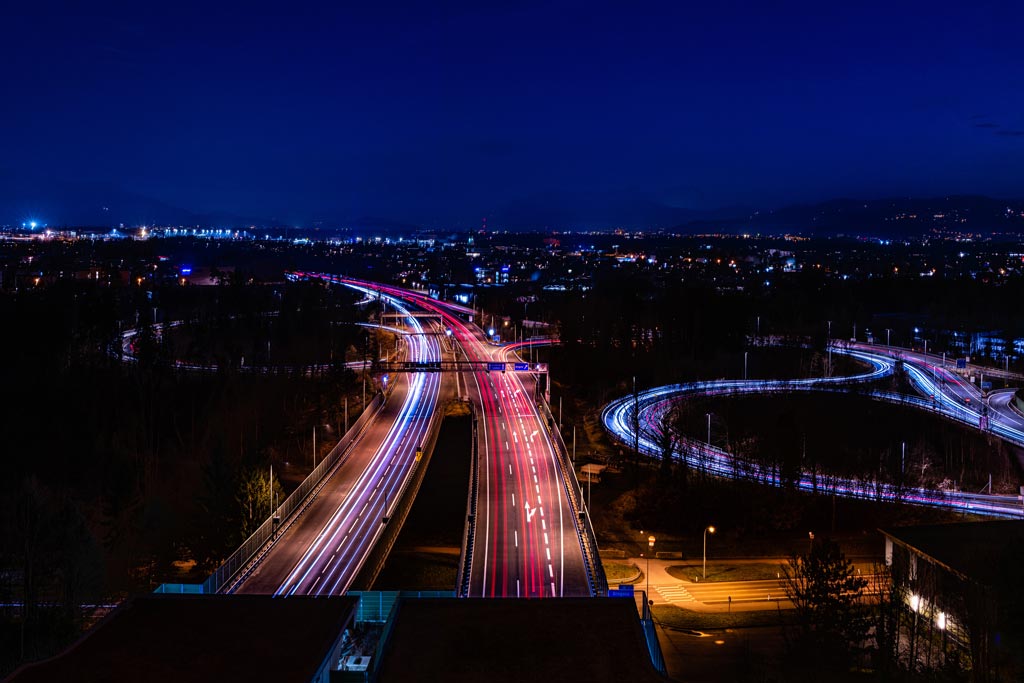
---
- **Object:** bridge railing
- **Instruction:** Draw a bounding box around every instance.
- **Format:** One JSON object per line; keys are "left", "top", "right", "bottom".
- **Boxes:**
{"left": 537, "top": 397, "right": 608, "bottom": 597}
{"left": 204, "top": 392, "right": 386, "bottom": 594}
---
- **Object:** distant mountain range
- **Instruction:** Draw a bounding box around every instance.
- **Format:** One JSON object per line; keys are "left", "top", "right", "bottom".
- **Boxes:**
{"left": 680, "top": 195, "right": 1024, "bottom": 237}
{"left": 3, "top": 169, "right": 1024, "bottom": 237}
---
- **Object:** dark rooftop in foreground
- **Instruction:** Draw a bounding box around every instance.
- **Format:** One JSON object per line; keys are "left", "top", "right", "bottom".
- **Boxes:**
{"left": 5, "top": 594, "right": 357, "bottom": 683}
{"left": 375, "top": 597, "right": 665, "bottom": 683}
{"left": 882, "top": 520, "right": 1024, "bottom": 586}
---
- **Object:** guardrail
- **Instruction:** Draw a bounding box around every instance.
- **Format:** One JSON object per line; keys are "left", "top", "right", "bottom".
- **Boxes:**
{"left": 204, "top": 392, "right": 386, "bottom": 594}
{"left": 456, "top": 402, "right": 480, "bottom": 598}
{"left": 537, "top": 398, "right": 608, "bottom": 597}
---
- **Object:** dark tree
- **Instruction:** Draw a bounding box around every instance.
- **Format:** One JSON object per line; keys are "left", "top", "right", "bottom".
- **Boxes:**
{"left": 781, "top": 537, "right": 869, "bottom": 674}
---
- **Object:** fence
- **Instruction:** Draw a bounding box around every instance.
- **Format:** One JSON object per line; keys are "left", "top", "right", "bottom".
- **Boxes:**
{"left": 537, "top": 398, "right": 608, "bottom": 597}
{"left": 203, "top": 392, "right": 386, "bottom": 594}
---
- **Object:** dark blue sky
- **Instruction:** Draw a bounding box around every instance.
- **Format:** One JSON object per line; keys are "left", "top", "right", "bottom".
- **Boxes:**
{"left": 4, "top": 0, "right": 1024, "bottom": 227}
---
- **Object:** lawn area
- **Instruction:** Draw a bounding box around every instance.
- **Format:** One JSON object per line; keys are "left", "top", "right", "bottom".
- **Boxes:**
{"left": 372, "top": 550, "right": 458, "bottom": 591}
{"left": 652, "top": 604, "right": 794, "bottom": 631}
{"left": 666, "top": 562, "right": 785, "bottom": 583}
{"left": 602, "top": 561, "right": 640, "bottom": 583}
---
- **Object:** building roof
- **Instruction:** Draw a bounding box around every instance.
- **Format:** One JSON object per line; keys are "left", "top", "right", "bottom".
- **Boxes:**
{"left": 6, "top": 594, "right": 357, "bottom": 683}
{"left": 374, "top": 597, "right": 665, "bottom": 683}
{"left": 881, "top": 520, "right": 1024, "bottom": 587}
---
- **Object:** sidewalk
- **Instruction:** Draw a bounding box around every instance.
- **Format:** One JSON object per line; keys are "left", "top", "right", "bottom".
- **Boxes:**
{"left": 621, "top": 556, "right": 878, "bottom": 613}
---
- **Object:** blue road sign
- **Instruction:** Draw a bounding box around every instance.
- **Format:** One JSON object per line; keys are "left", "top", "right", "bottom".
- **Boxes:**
{"left": 513, "top": 362, "right": 529, "bottom": 372}
{"left": 956, "top": 358, "right": 967, "bottom": 369}
{"left": 487, "top": 362, "right": 506, "bottom": 372}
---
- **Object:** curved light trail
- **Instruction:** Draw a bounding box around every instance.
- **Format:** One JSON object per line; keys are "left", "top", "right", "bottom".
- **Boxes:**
{"left": 603, "top": 345, "right": 1024, "bottom": 518}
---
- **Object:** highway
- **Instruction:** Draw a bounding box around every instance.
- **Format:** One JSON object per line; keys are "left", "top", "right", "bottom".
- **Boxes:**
{"left": 459, "top": 320, "right": 589, "bottom": 597}
{"left": 234, "top": 287, "right": 443, "bottom": 595}
{"left": 302, "top": 275, "right": 593, "bottom": 598}
{"left": 602, "top": 345, "right": 1024, "bottom": 518}
{"left": 847, "top": 341, "right": 1024, "bottom": 441}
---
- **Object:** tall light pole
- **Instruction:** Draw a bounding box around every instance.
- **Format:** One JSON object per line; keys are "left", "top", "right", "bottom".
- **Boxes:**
{"left": 646, "top": 535, "right": 656, "bottom": 602}
{"left": 703, "top": 526, "right": 715, "bottom": 580}
{"left": 706, "top": 413, "right": 712, "bottom": 446}
{"left": 827, "top": 320, "right": 832, "bottom": 377}
{"left": 743, "top": 351, "right": 748, "bottom": 381}
{"left": 886, "top": 328, "right": 891, "bottom": 348}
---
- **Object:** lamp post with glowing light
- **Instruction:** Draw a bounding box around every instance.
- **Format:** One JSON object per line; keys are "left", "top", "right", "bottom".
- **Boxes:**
{"left": 645, "top": 534, "right": 656, "bottom": 603}
{"left": 703, "top": 526, "right": 715, "bottom": 580}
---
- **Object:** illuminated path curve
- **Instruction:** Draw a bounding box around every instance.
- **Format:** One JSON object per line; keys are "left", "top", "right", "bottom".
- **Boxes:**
{"left": 602, "top": 346, "right": 1024, "bottom": 518}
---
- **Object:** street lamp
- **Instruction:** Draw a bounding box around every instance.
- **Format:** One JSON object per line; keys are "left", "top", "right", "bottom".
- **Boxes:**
{"left": 646, "top": 534, "right": 656, "bottom": 603}
{"left": 706, "top": 413, "right": 711, "bottom": 446}
{"left": 703, "top": 526, "right": 715, "bottom": 580}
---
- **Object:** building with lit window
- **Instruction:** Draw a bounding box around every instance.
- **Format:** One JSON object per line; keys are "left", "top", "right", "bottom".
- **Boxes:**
{"left": 882, "top": 521, "right": 1024, "bottom": 682}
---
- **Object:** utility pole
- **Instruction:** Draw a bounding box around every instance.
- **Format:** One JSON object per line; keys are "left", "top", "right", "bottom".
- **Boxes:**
{"left": 827, "top": 320, "right": 832, "bottom": 377}
{"left": 313, "top": 426, "right": 317, "bottom": 467}
{"left": 744, "top": 351, "right": 748, "bottom": 380}
{"left": 344, "top": 397, "right": 348, "bottom": 433}
{"left": 572, "top": 426, "right": 576, "bottom": 463}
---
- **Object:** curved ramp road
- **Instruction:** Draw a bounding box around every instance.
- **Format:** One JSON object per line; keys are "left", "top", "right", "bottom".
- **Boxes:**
{"left": 603, "top": 346, "right": 1024, "bottom": 518}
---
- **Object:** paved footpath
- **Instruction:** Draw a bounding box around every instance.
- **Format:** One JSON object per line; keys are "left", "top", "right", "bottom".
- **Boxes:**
{"left": 625, "top": 557, "right": 878, "bottom": 613}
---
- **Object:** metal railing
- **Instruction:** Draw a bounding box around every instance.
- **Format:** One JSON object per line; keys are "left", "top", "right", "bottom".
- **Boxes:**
{"left": 637, "top": 592, "right": 667, "bottom": 675}
{"left": 537, "top": 398, "right": 608, "bottom": 596}
{"left": 204, "top": 392, "right": 386, "bottom": 594}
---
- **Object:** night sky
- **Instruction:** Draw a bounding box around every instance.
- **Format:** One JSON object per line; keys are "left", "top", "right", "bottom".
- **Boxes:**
{"left": 5, "top": 1, "right": 1024, "bottom": 227}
